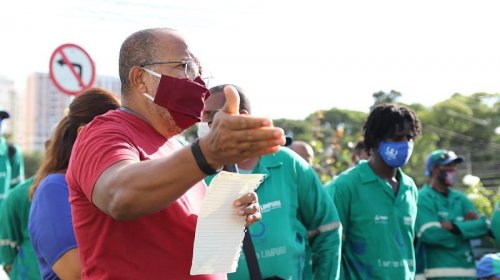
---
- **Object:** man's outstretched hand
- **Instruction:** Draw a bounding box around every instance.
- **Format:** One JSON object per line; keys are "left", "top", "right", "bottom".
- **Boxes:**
{"left": 200, "top": 85, "right": 285, "bottom": 169}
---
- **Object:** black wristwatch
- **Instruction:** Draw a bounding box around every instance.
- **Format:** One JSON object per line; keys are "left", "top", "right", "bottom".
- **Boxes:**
{"left": 191, "top": 139, "right": 221, "bottom": 175}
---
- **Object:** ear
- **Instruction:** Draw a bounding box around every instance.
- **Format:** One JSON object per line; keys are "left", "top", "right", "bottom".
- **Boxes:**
{"left": 129, "top": 66, "right": 148, "bottom": 93}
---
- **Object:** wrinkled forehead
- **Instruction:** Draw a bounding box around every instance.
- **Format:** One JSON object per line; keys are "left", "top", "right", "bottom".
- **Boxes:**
{"left": 155, "top": 30, "right": 196, "bottom": 61}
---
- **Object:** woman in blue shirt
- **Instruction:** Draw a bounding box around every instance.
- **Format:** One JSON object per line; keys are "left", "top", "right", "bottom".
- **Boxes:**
{"left": 28, "top": 88, "right": 120, "bottom": 279}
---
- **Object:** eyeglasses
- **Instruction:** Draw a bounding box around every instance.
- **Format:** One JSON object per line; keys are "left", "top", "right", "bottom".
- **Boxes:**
{"left": 140, "top": 60, "right": 211, "bottom": 84}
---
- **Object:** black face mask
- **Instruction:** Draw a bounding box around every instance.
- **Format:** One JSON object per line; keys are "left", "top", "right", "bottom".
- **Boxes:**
{"left": 437, "top": 169, "right": 457, "bottom": 186}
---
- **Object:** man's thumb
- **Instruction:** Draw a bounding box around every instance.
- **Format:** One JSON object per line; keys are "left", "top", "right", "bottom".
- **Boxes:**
{"left": 222, "top": 85, "right": 240, "bottom": 115}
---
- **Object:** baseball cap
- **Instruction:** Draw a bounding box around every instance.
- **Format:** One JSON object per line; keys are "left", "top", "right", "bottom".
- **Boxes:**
{"left": 477, "top": 253, "right": 500, "bottom": 278}
{"left": 0, "top": 109, "right": 9, "bottom": 120}
{"left": 424, "top": 149, "right": 464, "bottom": 176}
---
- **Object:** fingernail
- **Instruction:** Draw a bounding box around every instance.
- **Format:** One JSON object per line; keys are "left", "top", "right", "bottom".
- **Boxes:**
{"left": 234, "top": 201, "right": 241, "bottom": 207}
{"left": 238, "top": 210, "right": 245, "bottom": 215}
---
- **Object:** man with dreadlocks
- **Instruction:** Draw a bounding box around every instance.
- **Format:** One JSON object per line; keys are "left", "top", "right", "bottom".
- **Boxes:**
{"left": 326, "top": 103, "right": 422, "bottom": 280}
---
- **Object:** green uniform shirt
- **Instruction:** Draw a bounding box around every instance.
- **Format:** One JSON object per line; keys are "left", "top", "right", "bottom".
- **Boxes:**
{"left": 0, "top": 137, "right": 25, "bottom": 209}
{"left": 326, "top": 161, "right": 418, "bottom": 280}
{"left": 492, "top": 201, "right": 500, "bottom": 248}
{"left": 0, "top": 177, "right": 41, "bottom": 279}
{"left": 415, "top": 184, "right": 489, "bottom": 279}
{"left": 208, "top": 148, "right": 342, "bottom": 280}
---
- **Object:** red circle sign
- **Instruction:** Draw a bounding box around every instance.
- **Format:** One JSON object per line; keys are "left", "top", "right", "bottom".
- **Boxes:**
{"left": 49, "top": 43, "right": 96, "bottom": 96}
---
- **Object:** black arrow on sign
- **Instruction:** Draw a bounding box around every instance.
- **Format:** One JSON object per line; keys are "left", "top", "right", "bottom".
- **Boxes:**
{"left": 57, "top": 59, "right": 83, "bottom": 78}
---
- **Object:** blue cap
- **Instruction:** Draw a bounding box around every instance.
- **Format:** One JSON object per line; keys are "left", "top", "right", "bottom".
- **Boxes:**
{"left": 424, "top": 149, "right": 464, "bottom": 176}
{"left": 477, "top": 253, "right": 500, "bottom": 278}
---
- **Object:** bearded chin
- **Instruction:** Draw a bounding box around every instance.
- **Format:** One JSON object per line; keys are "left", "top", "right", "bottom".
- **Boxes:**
{"left": 148, "top": 102, "right": 183, "bottom": 136}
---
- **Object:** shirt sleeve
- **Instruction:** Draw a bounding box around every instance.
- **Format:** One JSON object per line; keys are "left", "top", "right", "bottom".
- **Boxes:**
{"left": 29, "top": 176, "right": 77, "bottom": 268}
{"left": 297, "top": 165, "right": 341, "bottom": 280}
{"left": 331, "top": 176, "right": 351, "bottom": 280}
{"left": 415, "top": 195, "right": 461, "bottom": 248}
{"left": 68, "top": 123, "right": 139, "bottom": 201}
{"left": 0, "top": 188, "right": 21, "bottom": 265}
{"left": 331, "top": 177, "right": 350, "bottom": 241}
{"left": 453, "top": 195, "right": 489, "bottom": 239}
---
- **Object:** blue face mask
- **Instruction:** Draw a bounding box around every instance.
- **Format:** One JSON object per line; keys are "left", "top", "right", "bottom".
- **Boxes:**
{"left": 378, "top": 141, "right": 414, "bottom": 168}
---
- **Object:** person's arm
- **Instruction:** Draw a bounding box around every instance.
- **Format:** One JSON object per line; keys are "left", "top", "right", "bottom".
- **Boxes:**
{"left": 9, "top": 146, "right": 24, "bottom": 189}
{"left": 30, "top": 176, "right": 79, "bottom": 279}
{"left": 415, "top": 197, "right": 460, "bottom": 248}
{"left": 452, "top": 196, "right": 489, "bottom": 239}
{"left": 51, "top": 248, "right": 81, "bottom": 280}
{"left": 91, "top": 89, "right": 283, "bottom": 221}
{"left": 331, "top": 177, "right": 351, "bottom": 279}
{"left": 0, "top": 187, "right": 21, "bottom": 271}
{"left": 298, "top": 166, "right": 341, "bottom": 280}
{"left": 332, "top": 178, "right": 350, "bottom": 243}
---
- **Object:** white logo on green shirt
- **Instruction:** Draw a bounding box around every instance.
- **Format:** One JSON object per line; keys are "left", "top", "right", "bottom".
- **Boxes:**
{"left": 374, "top": 215, "right": 389, "bottom": 224}
{"left": 257, "top": 246, "right": 287, "bottom": 259}
{"left": 438, "top": 211, "right": 449, "bottom": 219}
{"left": 261, "top": 200, "right": 282, "bottom": 214}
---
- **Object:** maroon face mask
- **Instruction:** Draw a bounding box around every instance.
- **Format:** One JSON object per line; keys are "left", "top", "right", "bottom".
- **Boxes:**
{"left": 143, "top": 68, "right": 210, "bottom": 129}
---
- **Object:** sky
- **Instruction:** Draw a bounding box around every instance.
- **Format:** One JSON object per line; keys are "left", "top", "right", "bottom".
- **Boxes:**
{"left": 1, "top": 0, "right": 500, "bottom": 120}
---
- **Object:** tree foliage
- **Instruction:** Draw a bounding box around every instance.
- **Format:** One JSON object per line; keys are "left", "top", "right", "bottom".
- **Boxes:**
{"left": 371, "top": 90, "right": 402, "bottom": 109}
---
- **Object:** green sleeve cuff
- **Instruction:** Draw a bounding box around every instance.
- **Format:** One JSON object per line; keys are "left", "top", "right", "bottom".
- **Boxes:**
{"left": 454, "top": 216, "right": 489, "bottom": 239}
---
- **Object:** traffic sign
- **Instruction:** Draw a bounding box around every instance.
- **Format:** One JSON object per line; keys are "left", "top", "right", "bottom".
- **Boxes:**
{"left": 49, "top": 43, "right": 96, "bottom": 96}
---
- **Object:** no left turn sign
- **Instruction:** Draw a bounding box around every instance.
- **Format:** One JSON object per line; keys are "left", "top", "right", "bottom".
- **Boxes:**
{"left": 49, "top": 43, "right": 96, "bottom": 96}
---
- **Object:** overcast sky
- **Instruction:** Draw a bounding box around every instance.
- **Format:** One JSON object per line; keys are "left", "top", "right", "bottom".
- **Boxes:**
{"left": 1, "top": 0, "right": 500, "bottom": 119}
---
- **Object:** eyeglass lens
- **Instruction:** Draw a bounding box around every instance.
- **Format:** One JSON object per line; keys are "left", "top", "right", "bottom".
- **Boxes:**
{"left": 185, "top": 61, "right": 199, "bottom": 81}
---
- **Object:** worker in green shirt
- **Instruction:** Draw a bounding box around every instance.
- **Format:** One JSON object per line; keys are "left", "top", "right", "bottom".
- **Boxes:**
{"left": 0, "top": 109, "right": 25, "bottom": 209}
{"left": 492, "top": 201, "right": 500, "bottom": 248}
{"left": 415, "top": 149, "right": 489, "bottom": 279}
{"left": 203, "top": 84, "right": 342, "bottom": 280}
{"left": 326, "top": 103, "right": 422, "bottom": 280}
{"left": 0, "top": 177, "right": 41, "bottom": 279}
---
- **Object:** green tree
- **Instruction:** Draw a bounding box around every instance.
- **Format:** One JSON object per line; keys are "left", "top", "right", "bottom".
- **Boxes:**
{"left": 304, "top": 108, "right": 367, "bottom": 183}
{"left": 421, "top": 93, "right": 500, "bottom": 190}
{"left": 273, "top": 118, "right": 314, "bottom": 142}
{"left": 371, "top": 90, "right": 402, "bottom": 109}
{"left": 462, "top": 176, "right": 499, "bottom": 218}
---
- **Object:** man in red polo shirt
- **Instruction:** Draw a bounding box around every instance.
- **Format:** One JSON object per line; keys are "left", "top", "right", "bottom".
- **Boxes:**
{"left": 66, "top": 28, "right": 285, "bottom": 279}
